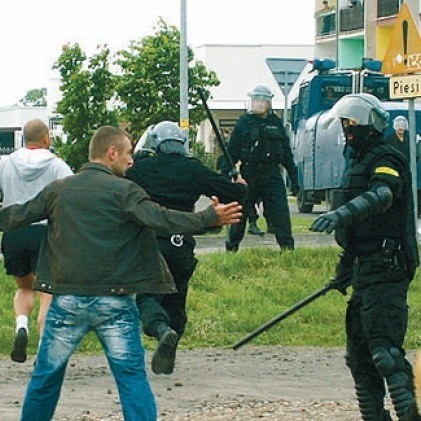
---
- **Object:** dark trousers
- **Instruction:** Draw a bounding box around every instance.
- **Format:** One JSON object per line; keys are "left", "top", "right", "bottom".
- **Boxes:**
{"left": 248, "top": 201, "right": 260, "bottom": 224}
{"left": 227, "top": 164, "right": 294, "bottom": 249}
{"left": 136, "top": 236, "right": 197, "bottom": 339}
{"left": 346, "top": 272, "right": 414, "bottom": 420}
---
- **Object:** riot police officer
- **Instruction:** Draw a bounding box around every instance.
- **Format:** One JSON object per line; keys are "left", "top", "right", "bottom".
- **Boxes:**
{"left": 385, "top": 115, "right": 410, "bottom": 160}
{"left": 126, "top": 121, "right": 246, "bottom": 375}
{"left": 225, "top": 84, "right": 300, "bottom": 251}
{"left": 310, "top": 93, "right": 419, "bottom": 421}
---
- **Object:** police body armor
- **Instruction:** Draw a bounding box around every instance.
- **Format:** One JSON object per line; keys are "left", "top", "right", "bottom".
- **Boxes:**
{"left": 239, "top": 113, "right": 284, "bottom": 164}
{"left": 338, "top": 143, "right": 419, "bottom": 280}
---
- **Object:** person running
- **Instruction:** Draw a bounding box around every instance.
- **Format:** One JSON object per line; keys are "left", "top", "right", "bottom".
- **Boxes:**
{"left": 0, "top": 126, "right": 242, "bottom": 420}
{"left": 0, "top": 119, "right": 73, "bottom": 362}
{"left": 126, "top": 121, "right": 247, "bottom": 375}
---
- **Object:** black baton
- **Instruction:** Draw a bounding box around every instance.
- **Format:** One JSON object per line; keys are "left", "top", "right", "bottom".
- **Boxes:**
{"left": 232, "top": 283, "right": 334, "bottom": 350}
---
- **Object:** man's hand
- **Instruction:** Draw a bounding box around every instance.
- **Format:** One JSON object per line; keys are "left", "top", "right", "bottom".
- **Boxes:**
{"left": 235, "top": 175, "right": 247, "bottom": 185}
{"left": 211, "top": 196, "right": 242, "bottom": 226}
{"left": 309, "top": 211, "right": 341, "bottom": 234}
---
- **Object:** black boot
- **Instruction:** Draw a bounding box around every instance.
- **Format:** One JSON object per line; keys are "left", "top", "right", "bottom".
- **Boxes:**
{"left": 408, "top": 400, "right": 421, "bottom": 421}
{"left": 267, "top": 223, "right": 275, "bottom": 234}
{"left": 151, "top": 325, "right": 178, "bottom": 375}
{"left": 225, "top": 240, "right": 238, "bottom": 252}
{"left": 247, "top": 222, "right": 264, "bottom": 236}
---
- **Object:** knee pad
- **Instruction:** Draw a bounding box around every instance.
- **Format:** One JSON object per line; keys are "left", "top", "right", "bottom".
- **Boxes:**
{"left": 372, "top": 346, "right": 402, "bottom": 378}
{"left": 373, "top": 346, "right": 414, "bottom": 420}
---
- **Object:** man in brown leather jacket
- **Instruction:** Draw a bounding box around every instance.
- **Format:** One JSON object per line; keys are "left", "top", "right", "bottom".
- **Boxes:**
{"left": 0, "top": 126, "right": 242, "bottom": 421}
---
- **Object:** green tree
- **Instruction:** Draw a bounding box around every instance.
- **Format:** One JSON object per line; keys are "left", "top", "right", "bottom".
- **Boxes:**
{"left": 116, "top": 19, "right": 219, "bottom": 140}
{"left": 19, "top": 88, "right": 47, "bottom": 107}
{"left": 53, "top": 43, "right": 118, "bottom": 170}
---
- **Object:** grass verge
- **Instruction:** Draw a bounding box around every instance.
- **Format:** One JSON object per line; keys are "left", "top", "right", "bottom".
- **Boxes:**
{"left": 0, "top": 246, "right": 420, "bottom": 356}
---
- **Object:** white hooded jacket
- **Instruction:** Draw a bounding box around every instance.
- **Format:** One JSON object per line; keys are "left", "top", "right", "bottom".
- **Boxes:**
{"left": 0, "top": 148, "right": 73, "bottom": 212}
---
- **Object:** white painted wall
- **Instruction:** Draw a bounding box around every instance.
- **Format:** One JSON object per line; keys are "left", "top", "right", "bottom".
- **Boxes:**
{"left": 194, "top": 44, "right": 315, "bottom": 151}
{"left": 0, "top": 106, "right": 48, "bottom": 128}
{"left": 195, "top": 44, "right": 315, "bottom": 109}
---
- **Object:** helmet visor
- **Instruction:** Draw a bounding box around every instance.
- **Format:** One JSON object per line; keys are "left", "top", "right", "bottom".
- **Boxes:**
{"left": 249, "top": 98, "right": 271, "bottom": 114}
{"left": 134, "top": 125, "right": 156, "bottom": 153}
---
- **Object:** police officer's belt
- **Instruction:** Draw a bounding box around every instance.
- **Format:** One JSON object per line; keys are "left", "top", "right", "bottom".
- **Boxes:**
{"left": 243, "top": 162, "right": 277, "bottom": 168}
{"left": 354, "top": 251, "right": 384, "bottom": 263}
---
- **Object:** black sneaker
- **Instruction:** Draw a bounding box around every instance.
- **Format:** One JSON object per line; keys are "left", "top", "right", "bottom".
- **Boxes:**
{"left": 11, "top": 328, "right": 28, "bottom": 363}
{"left": 151, "top": 328, "right": 178, "bottom": 375}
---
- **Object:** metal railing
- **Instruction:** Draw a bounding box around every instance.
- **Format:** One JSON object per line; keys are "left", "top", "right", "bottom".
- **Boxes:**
{"left": 377, "top": 0, "right": 399, "bottom": 18}
{"left": 316, "top": 11, "right": 336, "bottom": 36}
{"left": 340, "top": 5, "right": 364, "bottom": 31}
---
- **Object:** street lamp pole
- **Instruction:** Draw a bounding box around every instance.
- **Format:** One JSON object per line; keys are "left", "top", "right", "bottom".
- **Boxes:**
{"left": 180, "top": 0, "right": 189, "bottom": 146}
{"left": 335, "top": 0, "right": 339, "bottom": 68}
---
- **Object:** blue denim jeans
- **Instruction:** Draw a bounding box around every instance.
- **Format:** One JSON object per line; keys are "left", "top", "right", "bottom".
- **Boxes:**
{"left": 20, "top": 294, "right": 157, "bottom": 421}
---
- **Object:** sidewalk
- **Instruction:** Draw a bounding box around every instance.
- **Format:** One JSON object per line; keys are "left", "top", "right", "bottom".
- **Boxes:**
{"left": 194, "top": 195, "right": 336, "bottom": 253}
{"left": 194, "top": 231, "right": 336, "bottom": 254}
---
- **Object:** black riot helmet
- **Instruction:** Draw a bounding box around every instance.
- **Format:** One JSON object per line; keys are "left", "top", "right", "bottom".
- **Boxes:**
{"left": 331, "top": 93, "right": 389, "bottom": 133}
{"left": 134, "top": 121, "right": 188, "bottom": 155}
{"left": 324, "top": 93, "right": 389, "bottom": 152}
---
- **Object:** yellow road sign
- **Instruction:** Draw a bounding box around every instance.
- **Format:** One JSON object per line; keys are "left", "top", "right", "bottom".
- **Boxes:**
{"left": 389, "top": 74, "right": 421, "bottom": 99}
{"left": 382, "top": 4, "right": 421, "bottom": 75}
{"left": 180, "top": 119, "right": 189, "bottom": 129}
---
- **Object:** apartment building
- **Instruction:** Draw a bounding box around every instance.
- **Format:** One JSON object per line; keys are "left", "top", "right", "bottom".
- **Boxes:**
{"left": 314, "top": 0, "right": 420, "bottom": 69}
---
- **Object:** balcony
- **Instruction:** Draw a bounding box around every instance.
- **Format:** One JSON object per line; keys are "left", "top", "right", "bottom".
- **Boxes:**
{"left": 316, "top": 5, "right": 365, "bottom": 38}
{"left": 340, "top": 5, "right": 364, "bottom": 31}
{"left": 377, "top": 0, "right": 399, "bottom": 18}
{"left": 316, "top": 11, "right": 336, "bottom": 36}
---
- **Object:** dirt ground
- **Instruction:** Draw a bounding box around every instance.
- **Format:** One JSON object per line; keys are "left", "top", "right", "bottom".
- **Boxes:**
{"left": 1, "top": 345, "right": 414, "bottom": 421}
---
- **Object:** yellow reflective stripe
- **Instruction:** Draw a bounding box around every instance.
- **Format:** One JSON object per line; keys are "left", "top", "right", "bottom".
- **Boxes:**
{"left": 374, "top": 166, "right": 399, "bottom": 177}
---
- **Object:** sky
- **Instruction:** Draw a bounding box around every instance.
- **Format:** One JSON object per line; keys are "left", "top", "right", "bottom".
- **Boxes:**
{"left": 0, "top": 0, "right": 315, "bottom": 108}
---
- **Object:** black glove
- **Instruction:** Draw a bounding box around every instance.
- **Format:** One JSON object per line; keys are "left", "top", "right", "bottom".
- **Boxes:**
{"left": 291, "top": 181, "right": 300, "bottom": 197}
{"left": 311, "top": 188, "right": 393, "bottom": 235}
{"left": 329, "top": 252, "right": 354, "bottom": 295}
{"left": 310, "top": 211, "right": 343, "bottom": 234}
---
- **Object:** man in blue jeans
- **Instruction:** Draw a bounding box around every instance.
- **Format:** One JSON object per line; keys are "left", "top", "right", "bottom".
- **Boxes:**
{"left": 0, "top": 126, "right": 242, "bottom": 421}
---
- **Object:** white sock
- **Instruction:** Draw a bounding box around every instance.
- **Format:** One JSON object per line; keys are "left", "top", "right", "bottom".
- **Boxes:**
{"left": 16, "top": 315, "right": 29, "bottom": 334}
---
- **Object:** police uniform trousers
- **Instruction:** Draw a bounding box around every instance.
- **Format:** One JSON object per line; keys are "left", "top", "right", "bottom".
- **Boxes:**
{"left": 136, "top": 235, "right": 198, "bottom": 339}
{"left": 345, "top": 254, "right": 414, "bottom": 420}
{"left": 227, "top": 163, "right": 294, "bottom": 249}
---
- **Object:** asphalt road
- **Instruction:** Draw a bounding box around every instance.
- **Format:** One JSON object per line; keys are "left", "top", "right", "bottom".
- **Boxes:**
{"left": 195, "top": 195, "right": 328, "bottom": 216}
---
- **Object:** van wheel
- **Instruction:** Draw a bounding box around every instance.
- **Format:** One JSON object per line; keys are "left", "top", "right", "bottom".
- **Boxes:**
{"left": 297, "top": 190, "right": 314, "bottom": 213}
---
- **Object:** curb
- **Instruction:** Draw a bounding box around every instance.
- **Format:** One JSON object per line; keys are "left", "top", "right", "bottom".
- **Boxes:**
{"left": 194, "top": 232, "right": 337, "bottom": 254}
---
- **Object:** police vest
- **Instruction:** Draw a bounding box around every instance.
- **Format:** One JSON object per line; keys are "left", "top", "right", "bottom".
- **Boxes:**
{"left": 239, "top": 114, "right": 284, "bottom": 164}
{"left": 341, "top": 142, "right": 419, "bottom": 272}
